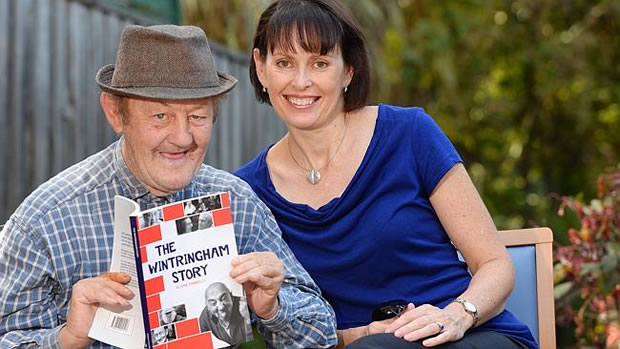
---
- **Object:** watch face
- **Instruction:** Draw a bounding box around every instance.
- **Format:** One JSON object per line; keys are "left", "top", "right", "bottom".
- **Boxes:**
{"left": 464, "top": 301, "right": 477, "bottom": 312}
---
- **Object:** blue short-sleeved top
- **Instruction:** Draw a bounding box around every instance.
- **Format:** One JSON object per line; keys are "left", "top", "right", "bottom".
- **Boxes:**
{"left": 235, "top": 104, "right": 537, "bottom": 348}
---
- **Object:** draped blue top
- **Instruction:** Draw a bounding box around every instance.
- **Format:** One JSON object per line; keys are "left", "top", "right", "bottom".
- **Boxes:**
{"left": 235, "top": 104, "right": 537, "bottom": 348}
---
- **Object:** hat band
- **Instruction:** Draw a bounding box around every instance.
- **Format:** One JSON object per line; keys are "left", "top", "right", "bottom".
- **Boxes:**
{"left": 112, "top": 70, "right": 220, "bottom": 89}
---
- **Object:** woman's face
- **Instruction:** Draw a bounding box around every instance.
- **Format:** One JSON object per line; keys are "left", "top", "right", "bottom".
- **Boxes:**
{"left": 254, "top": 39, "right": 353, "bottom": 130}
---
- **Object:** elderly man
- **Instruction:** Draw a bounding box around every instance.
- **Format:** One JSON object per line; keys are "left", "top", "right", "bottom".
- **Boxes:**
{"left": 176, "top": 215, "right": 195, "bottom": 235}
{"left": 199, "top": 282, "right": 252, "bottom": 346}
{"left": 151, "top": 326, "right": 169, "bottom": 346}
{"left": 0, "top": 25, "right": 336, "bottom": 348}
{"left": 198, "top": 211, "right": 214, "bottom": 230}
{"left": 160, "top": 306, "right": 186, "bottom": 326}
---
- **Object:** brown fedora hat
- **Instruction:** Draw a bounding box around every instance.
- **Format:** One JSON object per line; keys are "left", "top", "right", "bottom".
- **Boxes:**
{"left": 96, "top": 25, "right": 237, "bottom": 100}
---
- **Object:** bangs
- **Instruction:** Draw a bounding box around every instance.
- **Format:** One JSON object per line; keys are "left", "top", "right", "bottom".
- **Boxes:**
{"left": 266, "top": 3, "right": 343, "bottom": 55}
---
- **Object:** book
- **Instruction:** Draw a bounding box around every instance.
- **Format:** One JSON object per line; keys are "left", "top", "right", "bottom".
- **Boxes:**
{"left": 88, "top": 192, "right": 253, "bottom": 349}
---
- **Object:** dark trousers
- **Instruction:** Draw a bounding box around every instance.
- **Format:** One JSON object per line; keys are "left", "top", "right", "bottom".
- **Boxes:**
{"left": 343, "top": 331, "right": 529, "bottom": 349}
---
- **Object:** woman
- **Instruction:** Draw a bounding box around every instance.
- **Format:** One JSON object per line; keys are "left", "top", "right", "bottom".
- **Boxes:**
{"left": 235, "top": 0, "right": 536, "bottom": 348}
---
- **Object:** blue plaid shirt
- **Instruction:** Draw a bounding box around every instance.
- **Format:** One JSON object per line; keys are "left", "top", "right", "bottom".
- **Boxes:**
{"left": 0, "top": 139, "right": 337, "bottom": 349}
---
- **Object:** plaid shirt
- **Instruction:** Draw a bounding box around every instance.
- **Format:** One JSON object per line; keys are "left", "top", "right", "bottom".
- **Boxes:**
{"left": 0, "top": 139, "right": 337, "bottom": 349}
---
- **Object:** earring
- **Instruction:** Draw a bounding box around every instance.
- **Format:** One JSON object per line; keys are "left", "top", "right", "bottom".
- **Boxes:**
{"left": 344, "top": 86, "right": 348, "bottom": 93}
{"left": 262, "top": 86, "right": 267, "bottom": 93}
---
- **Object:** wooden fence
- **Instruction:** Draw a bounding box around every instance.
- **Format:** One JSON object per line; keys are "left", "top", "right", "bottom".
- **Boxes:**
{"left": 0, "top": 0, "right": 285, "bottom": 222}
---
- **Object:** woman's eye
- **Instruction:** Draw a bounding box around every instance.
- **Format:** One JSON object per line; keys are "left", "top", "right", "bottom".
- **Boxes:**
{"left": 314, "top": 61, "right": 328, "bottom": 69}
{"left": 276, "top": 60, "right": 291, "bottom": 68}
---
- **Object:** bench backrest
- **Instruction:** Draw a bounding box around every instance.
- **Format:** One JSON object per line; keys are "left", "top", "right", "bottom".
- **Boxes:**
{"left": 500, "top": 228, "right": 556, "bottom": 349}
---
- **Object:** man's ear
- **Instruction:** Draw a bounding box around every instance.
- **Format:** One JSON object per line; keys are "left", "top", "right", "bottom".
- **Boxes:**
{"left": 253, "top": 48, "right": 267, "bottom": 88}
{"left": 100, "top": 92, "right": 124, "bottom": 133}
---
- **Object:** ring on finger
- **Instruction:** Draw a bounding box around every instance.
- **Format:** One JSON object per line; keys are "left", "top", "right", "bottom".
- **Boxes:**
{"left": 435, "top": 322, "right": 445, "bottom": 333}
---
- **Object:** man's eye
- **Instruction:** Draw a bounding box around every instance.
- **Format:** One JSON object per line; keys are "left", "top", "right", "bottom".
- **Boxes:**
{"left": 190, "top": 115, "right": 210, "bottom": 125}
{"left": 154, "top": 113, "right": 167, "bottom": 121}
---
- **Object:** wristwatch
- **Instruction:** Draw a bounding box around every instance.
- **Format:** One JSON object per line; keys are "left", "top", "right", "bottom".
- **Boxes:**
{"left": 454, "top": 298, "right": 479, "bottom": 327}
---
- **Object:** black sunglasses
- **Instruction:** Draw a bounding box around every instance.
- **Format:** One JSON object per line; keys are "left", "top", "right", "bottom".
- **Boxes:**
{"left": 371, "top": 303, "right": 407, "bottom": 321}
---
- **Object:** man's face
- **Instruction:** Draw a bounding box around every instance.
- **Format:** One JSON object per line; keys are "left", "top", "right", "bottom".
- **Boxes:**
{"left": 183, "top": 217, "right": 193, "bottom": 232}
{"left": 198, "top": 212, "right": 211, "bottom": 229}
{"left": 206, "top": 285, "right": 233, "bottom": 322}
{"left": 162, "top": 308, "right": 177, "bottom": 324}
{"left": 153, "top": 327, "right": 167, "bottom": 343}
{"left": 115, "top": 97, "right": 215, "bottom": 196}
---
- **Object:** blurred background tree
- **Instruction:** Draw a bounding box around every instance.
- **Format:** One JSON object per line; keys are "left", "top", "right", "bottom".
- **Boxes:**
{"left": 182, "top": 0, "right": 618, "bottom": 230}
{"left": 181, "top": 1, "right": 619, "bottom": 347}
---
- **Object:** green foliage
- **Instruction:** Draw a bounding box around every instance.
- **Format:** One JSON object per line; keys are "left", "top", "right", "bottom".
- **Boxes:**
{"left": 341, "top": 0, "right": 620, "bottom": 231}
{"left": 181, "top": 0, "right": 272, "bottom": 51}
{"left": 104, "top": 0, "right": 181, "bottom": 23}
{"left": 182, "top": 0, "right": 619, "bottom": 232}
{"left": 554, "top": 166, "right": 619, "bottom": 348}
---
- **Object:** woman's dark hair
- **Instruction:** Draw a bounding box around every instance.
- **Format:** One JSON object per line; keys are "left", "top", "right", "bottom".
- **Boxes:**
{"left": 249, "top": 0, "right": 371, "bottom": 112}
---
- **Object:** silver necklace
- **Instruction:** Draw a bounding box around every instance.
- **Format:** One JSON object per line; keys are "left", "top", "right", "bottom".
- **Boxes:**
{"left": 287, "top": 118, "right": 349, "bottom": 185}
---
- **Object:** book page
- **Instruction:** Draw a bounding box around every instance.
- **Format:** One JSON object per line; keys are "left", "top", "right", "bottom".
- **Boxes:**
{"left": 88, "top": 196, "right": 145, "bottom": 349}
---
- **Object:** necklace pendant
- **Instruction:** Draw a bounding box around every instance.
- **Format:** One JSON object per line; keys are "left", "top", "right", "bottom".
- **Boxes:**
{"left": 306, "top": 169, "right": 321, "bottom": 185}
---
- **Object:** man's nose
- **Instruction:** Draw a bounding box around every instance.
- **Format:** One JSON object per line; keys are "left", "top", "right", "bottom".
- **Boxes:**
{"left": 216, "top": 301, "right": 227, "bottom": 310}
{"left": 168, "top": 116, "right": 193, "bottom": 147}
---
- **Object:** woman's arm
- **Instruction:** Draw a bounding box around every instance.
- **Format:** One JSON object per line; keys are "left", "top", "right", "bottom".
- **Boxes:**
{"left": 431, "top": 163, "right": 514, "bottom": 325}
{"left": 385, "top": 163, "right": 515, "bottom": 347}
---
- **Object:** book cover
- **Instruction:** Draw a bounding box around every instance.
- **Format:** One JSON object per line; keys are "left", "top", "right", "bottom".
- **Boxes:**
{"left": 89, "top": 192, "right": 253, "bottom": 349}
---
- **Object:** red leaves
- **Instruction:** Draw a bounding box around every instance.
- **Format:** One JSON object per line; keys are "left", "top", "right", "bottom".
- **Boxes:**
{"left": 553, "top": 166, "right": 619, "bottom": 348}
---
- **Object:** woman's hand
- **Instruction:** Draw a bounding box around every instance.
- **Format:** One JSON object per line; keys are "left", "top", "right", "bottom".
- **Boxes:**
{"left": 384, "top": 302, "right": 473, "bottom": 347}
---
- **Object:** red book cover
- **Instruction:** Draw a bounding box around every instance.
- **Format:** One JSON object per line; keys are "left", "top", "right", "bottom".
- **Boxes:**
{"left": 90, "top": 193, "right": 253, "bottom": 349}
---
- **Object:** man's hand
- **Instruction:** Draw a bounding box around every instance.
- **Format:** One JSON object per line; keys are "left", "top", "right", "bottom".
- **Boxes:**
{"left": 335, "top": 318, "right": 398, "bottom": 348}
{"left": 59, "top": 272, "right": 133, "bottom": 349}
{"left": 230, "top": 252, "right": 284, "bottom": 319}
